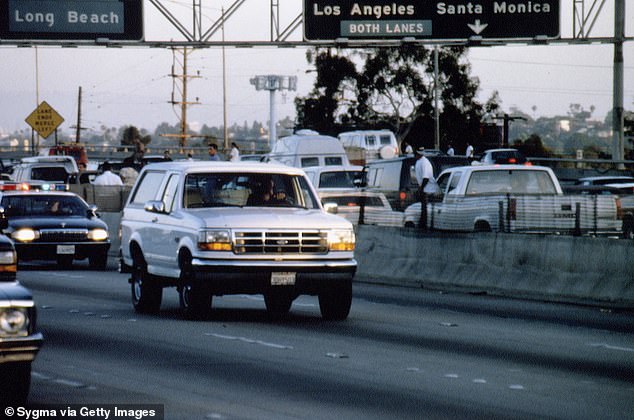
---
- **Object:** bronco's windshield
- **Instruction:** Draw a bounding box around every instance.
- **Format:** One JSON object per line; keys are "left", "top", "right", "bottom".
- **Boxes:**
{"left": 184, "top": 173, "right": 320, "bottom": 209}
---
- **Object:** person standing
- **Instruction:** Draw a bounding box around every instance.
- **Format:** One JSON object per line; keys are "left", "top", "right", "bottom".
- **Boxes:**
{"left": 401, "top": 141, "right": 413, "bottom": 156}
{"left": 208, "top": 144, "right": 220, "bottom": 161}
{"left": 465, "top": 143, "right": 474, "bottom": 158}
{"left": 93, "top": 161, "right": 123, "bottom": 186}
{"left": 447, "top": 144, "right": 455, "bottom": 156}
{"left": 414, "top": 148, "right": 440, "bottom": 231}
{"left": 229, "top": 142, "right": 240, "bottom": 162}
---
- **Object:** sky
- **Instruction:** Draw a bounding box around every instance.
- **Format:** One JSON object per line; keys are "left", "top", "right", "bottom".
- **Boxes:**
{"left": 0, "top": 0, "right": 632, "bottom": 137}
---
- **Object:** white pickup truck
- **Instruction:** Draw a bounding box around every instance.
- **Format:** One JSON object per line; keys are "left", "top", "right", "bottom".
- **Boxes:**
{"left": 404, "top": 165, "right": 622, "bottom": 235}
{"left": 119, "top": 161, "right": 357, "bottom": 320}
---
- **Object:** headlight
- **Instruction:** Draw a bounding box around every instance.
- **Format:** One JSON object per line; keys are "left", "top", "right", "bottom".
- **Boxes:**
{"left": 198, "top": 230, "right": 232, "bottom": 251}
{"left": 11, "top": 228, "right": 40, "bottom": 242}
{"left": 88, "top": 228, "right": 109, "bottom": 241}
{"left": 328, "top": 230, "right": 355, "bottom": 252}
{"left": 0, "top": 308, "right": 29, "bottom": 337}
{"left": 0, "top": 249, "right": 17, "bottom": 273}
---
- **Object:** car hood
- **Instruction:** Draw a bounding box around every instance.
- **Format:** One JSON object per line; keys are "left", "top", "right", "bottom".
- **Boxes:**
{"left": 186, "top": 207, "right": 353, "bottom": 230}
{"left": 8, "top": 216, "right": 107, "bottom": 230}
{"left": 0, "top": 281, "right": 33, "bottom": 303}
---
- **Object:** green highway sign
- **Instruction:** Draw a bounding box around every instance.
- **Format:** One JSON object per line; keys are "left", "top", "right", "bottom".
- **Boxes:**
{"left": 1, "top": 0, "right": 143, "bottom": 41}
{"left": 304, "top": 1, "right": 560, "bottom": 41}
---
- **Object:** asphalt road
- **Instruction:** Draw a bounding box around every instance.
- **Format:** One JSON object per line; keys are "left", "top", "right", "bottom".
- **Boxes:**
{"left": 12, "top": 260, "right": 634, "bottom": 420}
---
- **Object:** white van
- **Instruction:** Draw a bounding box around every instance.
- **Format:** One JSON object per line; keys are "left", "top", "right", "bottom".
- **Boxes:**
{"left": 267, "top": 130, "right": 350, "bottom": 168}
{"left": 11, "top": 156, "right": 79, "bottom": 184}
{"left": 337, "top": 130, "right": 399, "bottom": 164}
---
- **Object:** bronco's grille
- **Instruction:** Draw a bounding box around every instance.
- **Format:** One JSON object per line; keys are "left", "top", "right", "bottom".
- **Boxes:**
{"left": 234, "top": 231, "right": 328, "bottom": 254}
{"left": 39, "top": 229, "right": 88, "bottom": 242}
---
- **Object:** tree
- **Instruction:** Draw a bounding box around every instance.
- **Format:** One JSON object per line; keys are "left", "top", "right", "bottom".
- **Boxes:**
{"left": 295, "top": 46, "right": 495, "bottom": 154}
{"left": 120, "top": 125, "right": 151, "bottom": 149}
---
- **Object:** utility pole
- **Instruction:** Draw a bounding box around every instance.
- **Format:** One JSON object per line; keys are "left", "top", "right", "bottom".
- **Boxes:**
{"left": 167, "top": 47, "right": 200, "bottom": 148}
{"left": 75, "top": 86, "right": 82, "bottom": 144}
{"left": 250, "top": 75, "right": 297, "bottom": 147}
{"left": 612, "top": 0, "right": 625, "bottom": 162}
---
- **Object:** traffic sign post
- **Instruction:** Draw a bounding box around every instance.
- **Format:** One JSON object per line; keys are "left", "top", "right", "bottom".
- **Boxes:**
{"left": 25, "top": 101, "right": 65, "bottom": 139}
{"left": 0, "top": 0, "right": 143, "bottom": 41}
{"left": 303, "top": 1, "right": 560, "bottom": 42}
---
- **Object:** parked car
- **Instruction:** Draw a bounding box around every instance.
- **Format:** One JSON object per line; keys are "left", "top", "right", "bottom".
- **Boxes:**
{"left": 0, "top": 213, "right": 43, "bottom": 404}
{"left": 11, "top": 156, "right": 78, "bottom": 184}
{"left": 320, "top": 190, "right": 404, "bottom": 227}
{"left": 0, "top": 183, "right": 110, "bottom": 269}
{"left": 337, "top": 130, "right": 399, "bottom": 164}
{"left": 119, "top": 161, "right": 357, "bottom": 320}
{"left": 472, "top": 148, "right": 528, "bottom": 165}
{"left": 303, "top": 165, "right": 366, "bottom": 190}
{"left": 267, "top": 130, "right": 350, "bottom": 168}
{"left": 404, "top": 165, "right": 622, "bottom": 235}
{"left": 574, "top": 176, "right": 634, "bottom": 195}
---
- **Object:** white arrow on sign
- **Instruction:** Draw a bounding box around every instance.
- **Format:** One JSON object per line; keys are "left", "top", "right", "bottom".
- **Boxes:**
{"left": 468, "top": 20, "right": 488, "bottom": 35}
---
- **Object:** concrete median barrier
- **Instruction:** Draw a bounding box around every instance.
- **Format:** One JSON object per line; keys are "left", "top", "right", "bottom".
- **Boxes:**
{"left": 355, "top": 225, "right": 634, "bottom": 308}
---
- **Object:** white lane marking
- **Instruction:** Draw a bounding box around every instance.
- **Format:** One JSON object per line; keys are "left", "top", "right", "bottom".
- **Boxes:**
{"left": 54, "top": 378, "right": 85, "bottom": 388}
{"left": 473, "top": 379, "right": 487, "bottom": 384}
{"left": 509, "top": 384, "right": 525, "bottom": 390}
{"left": 444, "top": 373, "right": 459, "bottom": 379}
{"left": 45, "top": 272, "right": 84, "bottom": 279}
{"left": 205, "top": 333, "right": 293, "bottom": 350}
{"left": 406, "top": 367, "right": 422, "bottom": 372}
{"left": 589, "top": 343, "right": 634, "bottom": 353}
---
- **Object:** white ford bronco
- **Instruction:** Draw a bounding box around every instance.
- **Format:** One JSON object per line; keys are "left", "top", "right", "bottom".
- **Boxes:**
{"left": 119, "top": 161, "right": 357, "bottom": 320}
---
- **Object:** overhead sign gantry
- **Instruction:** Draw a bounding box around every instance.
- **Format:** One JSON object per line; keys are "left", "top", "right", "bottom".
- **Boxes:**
{"left": 303, "top": 0, "right": 560, "bottom": 41}
{"left": 0, "top": 0, "right": 143, "bottom": 41}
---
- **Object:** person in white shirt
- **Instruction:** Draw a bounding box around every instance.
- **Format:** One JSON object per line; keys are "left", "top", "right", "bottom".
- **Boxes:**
{"left": 447, "top": 144, "right": 455, "bottom": 156}
{"left": 414, "top": 148, "right": 439, "bottom": 231}
{"left": 229, "top": 142, "right": 240, "bottom": 162}
{"left": 465, "top": 143, "right": 474, "bottom": 158}
{"left": 93, "top": 161, "right": 123, "bottom": 186}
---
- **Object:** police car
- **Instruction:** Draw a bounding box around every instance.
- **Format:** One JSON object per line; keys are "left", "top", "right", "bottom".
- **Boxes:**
{"left": 0, "top": 183, "right": 110, "bottom": 269}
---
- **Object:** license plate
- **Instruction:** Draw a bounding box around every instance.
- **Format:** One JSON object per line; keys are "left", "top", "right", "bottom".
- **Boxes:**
{"left": 271, "top": 272, "right": 296, "bottom": 286}
{"left": 57, "top": 245, "right": 75, "bottom": 255}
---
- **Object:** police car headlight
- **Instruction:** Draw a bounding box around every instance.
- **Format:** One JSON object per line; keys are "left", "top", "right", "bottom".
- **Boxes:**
{"left": 198, "top": 230, "right": 232, "bottom": 251}
{"left": 88, "top": 228, "right": 108, "bottom": 241}
{"left": 328, "top": 230, "right": 355, "bottom": 252}
{"left": 12, "top": 228, "right": 40, "bottom": 242}
{"left": 0, "top": 308, "right": 29, "bottom": 337}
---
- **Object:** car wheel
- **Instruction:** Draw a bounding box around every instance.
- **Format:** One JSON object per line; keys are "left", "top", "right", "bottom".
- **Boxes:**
{"left": 130, "top": 257, "right": 162, "bottom": 314}
{"left": 0, "top": 362, "right": 31, "bottom": 404}
{"left": 318, "top": 279, "right": 352, "bottom": 321}
{"left": 474, "top": 221, "right": 492, "bottom": 233}
{"left": 56, "top": 255, "right": 74, "bottom": 269}
{"left": 179, "top": 282, "right": 212, "bottom": 320}
{"left": 622, "top": 219, "right": 634, "bottom": 240}
{"left": 178, "top": 253, "right": 212, "bottom": 319}
{"left": 89, "top": 252, "right": 108, "bottom": 270}
{"left": 264, "top": 292, "right": 294, "bottom": 316}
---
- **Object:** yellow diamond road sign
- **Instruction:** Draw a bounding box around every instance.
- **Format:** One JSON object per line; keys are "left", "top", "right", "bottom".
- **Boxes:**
{"left": 25, "top": 101, "right": 64, "bottom": 139}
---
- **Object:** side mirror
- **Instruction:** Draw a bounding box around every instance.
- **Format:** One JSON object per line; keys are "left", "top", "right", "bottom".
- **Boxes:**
{"left": 144, "top": 200, "right": 166, "bottom": 214}
{"left": 323, "top": 202, "right": 338, "bottom": 214}
{"left": 87, "top": 204, "right": 99, "bottom": 218}
{"left": 0, "top": 206, "right": 7, "bottom": 230}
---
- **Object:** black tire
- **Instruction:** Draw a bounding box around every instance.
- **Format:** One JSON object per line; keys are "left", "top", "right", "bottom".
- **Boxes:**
{"left": 0, "top": 362, "right": 31, "bottom": 404}
{"left": 319, "top": 279, "right": 352, "bottom": 321}
{"left": 622, "top": 219, "right": 634, "bottom": 240}
{"left": 89, "top": 252, "right": 108, "bottom": 270}
{"left": 178, "top": 253, "right": 212, "bottom": 320}
{"left": 264, "top": 292, "right": 294, "bottom": 316}
{"left": 474, "top": 221, "right": 492, "bottom": 233}
{"left": 130, "top": 255, "right": 162, "bottom": 314}
{"left": 56, "top": 255, "right": 74, "bottom": 269}
{"left": 179, "top": 282, "right": 212, "bottom": 320}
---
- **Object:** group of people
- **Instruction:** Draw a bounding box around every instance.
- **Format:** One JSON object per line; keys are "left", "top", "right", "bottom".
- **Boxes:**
{"left": 208, "top": 142, "right": 240, "bottom": 162}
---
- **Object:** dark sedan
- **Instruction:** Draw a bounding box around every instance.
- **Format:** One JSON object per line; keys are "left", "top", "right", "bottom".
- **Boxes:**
{"left": 0, "top": 187, "right": 110, "bottom": 269}
{"left": 0, "top": 227, "right": 43, "bottom": 404}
